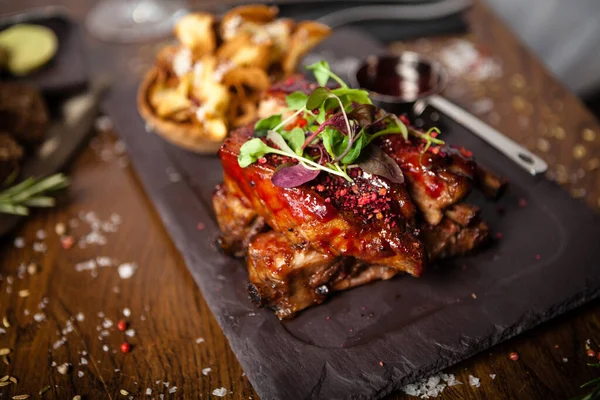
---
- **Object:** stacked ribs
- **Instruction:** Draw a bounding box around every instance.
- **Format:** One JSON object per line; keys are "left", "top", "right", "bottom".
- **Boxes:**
{"left": 213, "top": 97, "right": 505, "bottom": 319}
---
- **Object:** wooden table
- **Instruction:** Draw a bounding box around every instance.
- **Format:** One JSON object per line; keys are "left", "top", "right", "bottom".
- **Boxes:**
{"left": 1, "top": 1, "right": 599, "bottom": 399}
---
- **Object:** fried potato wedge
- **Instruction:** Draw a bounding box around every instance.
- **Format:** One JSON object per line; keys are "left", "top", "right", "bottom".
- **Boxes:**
{"left": 216, "top": 33, "right": 271, "bottom": 70}
{"left": 221, "top": 5, "right": 279, "bottom": 40}
{"left": 228, "top": 97, "right": 258, "bottom": 128}
{"left": 139, "top": 5, "right": 332, "bottom": 153}
{"left": 149, "top": 84, "right": 191, "bottom": 118}
{"left": 174, "top": 13, "right": 216, "bottom": 56}
{"left": 282, "top": 21, "right": 331, "bottom": 75}
{"left": 191, "top": 56, "right": 231, "bottom": 121}
{"left": 264, "top": 19, "right": 294, "bottom": 63}
{"left": 222, "top": 66, "right": 270, "bottom": 102}
{"left": 138, "top": 68, "right": 224, "bottom": 153}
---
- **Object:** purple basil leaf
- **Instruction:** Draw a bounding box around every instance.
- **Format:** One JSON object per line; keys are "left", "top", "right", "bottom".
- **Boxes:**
{"left": 357, "top": 145, "right": 404, "bottom": 184}
{"left": 271, "top": 164, "right": 321, "bottom": 188}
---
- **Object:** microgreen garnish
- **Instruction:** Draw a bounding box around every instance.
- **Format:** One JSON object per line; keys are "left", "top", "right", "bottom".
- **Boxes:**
{"left": 410, "top": 127, "right": 445, "bottom": 163}
{"left": 305, "top": 60, "right": 347, "bottom": 88}
{"left": 285, "top": 92, "right": 308, "bottom": 110}
{"left": 238, "top": 60, "right": 445, "bottom": 188}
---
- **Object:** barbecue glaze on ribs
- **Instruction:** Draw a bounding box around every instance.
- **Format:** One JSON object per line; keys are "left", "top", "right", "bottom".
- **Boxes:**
{"left": 212, "top": 84, "right": 503, "bottom": 319}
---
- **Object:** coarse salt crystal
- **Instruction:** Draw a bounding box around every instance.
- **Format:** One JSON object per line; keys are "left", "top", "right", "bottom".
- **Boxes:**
{"left": 33, "top": 241, "right": 47, "bottom": 253}
{"left": 36, "top": 229, "right": 47, "bottom": 240}
{"left": 76, "top": 312, "right": 85, "bottom": 321}
{"left": 222, "top": 15, "right": 242, "bottom": 39}
{"left": 213, "top": 61, "right": 234, "bottom": 83}
{"left": 103, "top": 345, "right": 109, "bottom": 352}
{"left": 123, "top": 308, "right": 131, "bottom": 317}
{"left": 401, "top": 374, "right": 457, "bottom": 398}
{"left": 14, "top": 237, "right": 25, "bottom": 248}
{"left": 81, "top": 357, "right": 88, "bottom": 365}
{"left": 96, "top": 257, "right": 114, "bottom": 267}
{"left": 212, "top": 387, "right": 227, "bottom": 397}
{"left": 53, "top": 338, "right": 66, "bottom": 349}
{"left": 490, "top": 374, "right": 496, "bottom": 379}
{"left": 102, "top": 319, "right": 113, "bottom": 329}
{"left": 125, "top": 329, "right": 135, "bottom": 338}
{"left": 172, "top": 48, "right": 192, "bottom": 77}
{"left": 77, "top": 370, "right": 84, "bottom": 377}
{"left": 33, "top": 313, "right": 45, "bottom": 322}
{"left": 118, "top": 263, "right": 138, "bottom": 279}
{"left": 202, "top": 367, "right": 212, "bottom": 376}
{"left": 169, "top": 386, "right": 177, "bottom": 394}
{"left": 55, "top": 222, "right": 67, "bottom": 236}
{"left": 563, "top": 357, "right": 568, "bottom": 362}
{"left": 193, "top": 61, "right": 204, "bottom": 83}
{"left": 146, "top": 388, "right": 152, "bottom": 395}
{"left": 468, "top": 375, "right": 480, "bottom": 388}
{"left": 75, "top": 259, "right": 97, "bottom": 272}
{"left": 110, "top": 213, "right": 121, "bottom": 224}
{"left": 95, "top": 115, "right": 114, "bottom": 132}
{"left": 57, "top": 363, "right": 69, "bottom": 374}
{"left": 167, "top": 167, "right": 182, "bottom": 183}
{"left": 441, "top": 373, "right": 462, "bottom": 387}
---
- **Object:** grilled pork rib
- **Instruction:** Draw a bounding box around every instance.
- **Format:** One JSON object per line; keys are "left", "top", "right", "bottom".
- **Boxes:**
{"left": 219, "top": 125, "right": 425, "bottom": 277}
{"left": 214, "top": 126, "right": 491, "bottom": 318}
{"left": 213, "top": 77, "right": 498, "bottom": 318}
{"left": 381, "top": 136, "right": 476, "bottom": 226}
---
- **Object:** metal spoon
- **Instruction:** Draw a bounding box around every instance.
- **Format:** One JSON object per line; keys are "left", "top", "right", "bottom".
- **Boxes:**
{"left": 350, "top": 52, "right": 548, "bottom": 176}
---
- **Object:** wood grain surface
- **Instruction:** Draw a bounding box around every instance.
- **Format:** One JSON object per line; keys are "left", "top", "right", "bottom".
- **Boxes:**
{"left": 1, "top": 1, "right": 599, "bottom": 399}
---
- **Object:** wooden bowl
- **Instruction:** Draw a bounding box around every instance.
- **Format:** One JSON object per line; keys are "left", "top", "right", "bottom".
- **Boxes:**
{"left": 137, "top": 67, "right": 223, "bottom": 154}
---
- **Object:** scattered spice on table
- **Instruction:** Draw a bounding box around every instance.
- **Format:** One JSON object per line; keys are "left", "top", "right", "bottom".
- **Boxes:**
{"left": 402, "top": 374, "right": 462, "bottom": 398}
{"left": 120, "top": 342, "right": 131, "bottom": 353}
{"left": 118, "top": 319, "right": 127, "bottom": 331}
{"left": 468, "top": 375, "right": 481, "bottom": 388}
{"left": 212, "top": 387, "right": 228, "bottom": 397}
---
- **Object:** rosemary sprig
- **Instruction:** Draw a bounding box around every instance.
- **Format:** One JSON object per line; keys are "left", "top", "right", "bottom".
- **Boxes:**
{"left": 0, "top": 173, "right": 70, "bottom": 216}
{"left": 572, "top": 363, "right": 600, "bottom": 400}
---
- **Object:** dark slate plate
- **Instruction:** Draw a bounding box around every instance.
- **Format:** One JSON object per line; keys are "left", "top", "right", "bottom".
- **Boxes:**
{"left": 0, "top": 6, "right": 88, "bottom": 95}
{"left": 105, "top": 29, "right": 600, "bottom": 400}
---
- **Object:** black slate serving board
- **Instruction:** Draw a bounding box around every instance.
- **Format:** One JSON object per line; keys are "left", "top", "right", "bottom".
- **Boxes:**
{"left": 105, "top": 29, "right": 600, "bottom": 399}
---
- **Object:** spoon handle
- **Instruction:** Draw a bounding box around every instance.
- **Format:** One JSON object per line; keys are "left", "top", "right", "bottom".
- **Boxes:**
{"left": 426, "top": 94, "right": 548, "bottom": 176}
